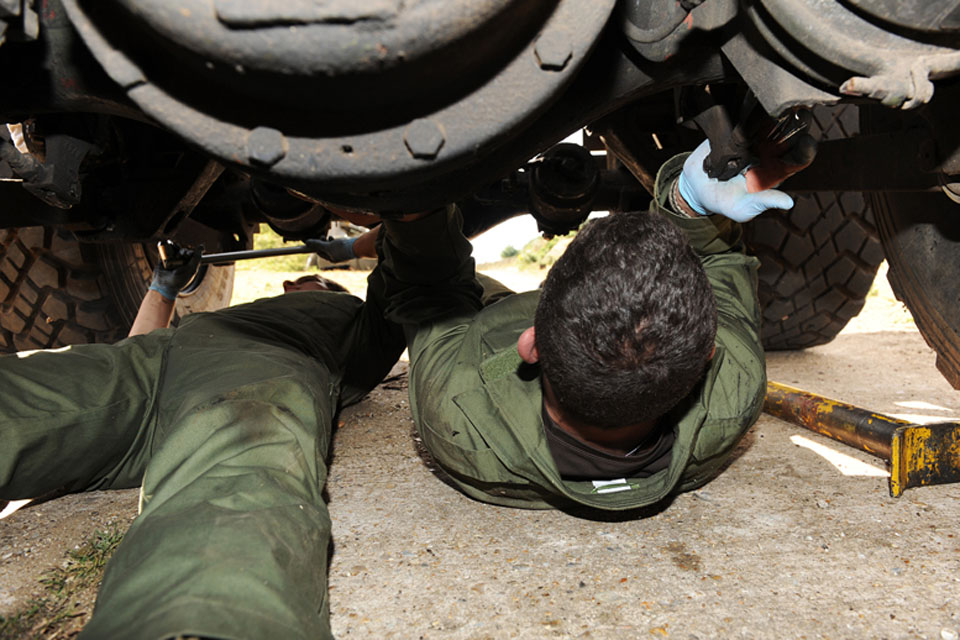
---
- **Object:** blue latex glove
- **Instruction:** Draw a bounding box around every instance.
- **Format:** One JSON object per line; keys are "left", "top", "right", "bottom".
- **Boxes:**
{"left": 305, "top": 236, "right": 357, "bottom": 263}
{"left": 149, "top": 243, "right": 201, "bottom": 301}
{"left": 677, "top": 139, "right": 795, "bottom": 222}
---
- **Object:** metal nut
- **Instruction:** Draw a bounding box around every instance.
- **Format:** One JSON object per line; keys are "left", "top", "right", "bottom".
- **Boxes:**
{"left": 246, "top": 127, "right": 287, "bottom": 166}
{"left": 534, "top": 30, "right": 572, "bottom": 71}
{"left": 403, "top": 119, "right": 445, "bottom": 160}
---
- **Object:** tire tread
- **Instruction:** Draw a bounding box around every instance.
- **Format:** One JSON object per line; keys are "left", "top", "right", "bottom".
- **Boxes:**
{"left": 744, "top": 105, "right": 885, "bottom": 350}
{"left": 0, "top": 228, "right": 234, "bottom": 352}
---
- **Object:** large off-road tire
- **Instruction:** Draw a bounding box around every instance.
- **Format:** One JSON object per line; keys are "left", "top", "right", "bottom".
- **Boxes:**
{"left": 743, "top": 105, "right": 885, "bottom": 350}
{"left": 869, "top": 191, "right": 960, "bottom": 388}
{"left": 0, "top": 227, "right": 233, "bottom": 352}
{"left": 744, "top": 192, "right": 884, "bottom": 349}
{"left": 860, "top": 103, "right": 960, "bottom": 389}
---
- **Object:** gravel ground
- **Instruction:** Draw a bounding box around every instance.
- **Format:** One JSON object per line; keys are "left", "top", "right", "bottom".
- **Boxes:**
{"left": 2, "top": 262, "right": 958, "bottom": 640}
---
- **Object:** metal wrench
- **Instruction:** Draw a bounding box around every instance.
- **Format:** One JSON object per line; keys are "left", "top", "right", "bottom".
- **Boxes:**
{"left": 199, "top": 244, "right": 320, "bottom": 265}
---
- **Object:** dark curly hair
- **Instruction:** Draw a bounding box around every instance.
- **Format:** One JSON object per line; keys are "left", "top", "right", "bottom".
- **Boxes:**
{"left": 535, "top": 210, "right": 717, "bottom": 428}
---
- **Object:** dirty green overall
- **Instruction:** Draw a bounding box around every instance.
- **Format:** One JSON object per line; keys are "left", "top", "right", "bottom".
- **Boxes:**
{"left": 0, "top": 269, "right": 404, "bottom": 639}
{"left": 379, "top": 154, "right": 766, "bottom": 512}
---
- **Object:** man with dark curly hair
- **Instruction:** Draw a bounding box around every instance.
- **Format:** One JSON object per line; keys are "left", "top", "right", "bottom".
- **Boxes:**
{"left": 375, "top": 137, "right": 805, "bottom": 509}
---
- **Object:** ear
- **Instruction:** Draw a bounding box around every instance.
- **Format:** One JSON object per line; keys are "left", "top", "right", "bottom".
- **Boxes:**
{"left": 282, "top": 280, "right": 294, "bottom": 292}
{"left": 709, "top": 343, "right": 716, "bottom": 361}
{"left": 517, "top": 326, "right": 539, "bottom": 364}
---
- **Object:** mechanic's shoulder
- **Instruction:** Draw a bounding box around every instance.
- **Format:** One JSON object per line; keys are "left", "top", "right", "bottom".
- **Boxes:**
{"left": 476, "top": 289, "right": 540, "bottom": 321}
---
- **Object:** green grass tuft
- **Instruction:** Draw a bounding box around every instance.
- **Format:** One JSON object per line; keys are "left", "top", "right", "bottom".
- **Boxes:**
{"left": 0, "top": 526, "right": 125, "bottom": 639}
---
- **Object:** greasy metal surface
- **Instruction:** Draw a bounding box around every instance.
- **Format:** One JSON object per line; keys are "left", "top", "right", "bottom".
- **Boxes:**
{"left": 845, "top": 0, "right": 960, "bottom": 33}
{"left": 763, "top": 381, "right": 910, "bottom": 460}
{"left": 110, "top": 0, "right": 566, "bottom": 131}
{"left": 114, "top": 0, "right": 529, "bottom": 102}
{"left": 158, "top": 160, "right": 226, "bottom": 236}
{"left": 720, "top": 30, "right": 839, "bottom": 116}
{"left": 741, "top": 2, "right": 842, "bottom": 93}
{"left": 619, "top": 0, "right": 689, "bottom": 45}
{"left": 457, "top": 161, "right": 650, "bottom": 239}
{"left": 0, "top": 0, "right": 21, "bottom": 18}
{"left": 0, "top": 0, "right": 37, "bottom": 46}
{"left": 0, "top": 0, "right": 141, "bottom": 122}
{"left": 685, "top": 92, "right": 752, "bottom": 181}
{"left": 3, "top": 0, "right": 732, "bottom": 213}
{"left": 591, "top": 97, "right": 684, "bottom": 195}
{"left": 18, "top": 134, "right": 93, "bottom": 208}
{"left": 779, "top": 133, "right": 942, "bottom": 193}
{"left": 760, "top": 0, "right": 960, "bottom": 109}
{"left": 890, "top": 423, "right": 960, "bottom": 497}
{"left": 528, "top": 143, "right": 599, "bottom": 235}
{"left": 621, "top": 0, "right": 737, "bottom": 63}
{"left": 0, "top": 181, "right": 76, "bottom": 227}
{"left": 61, "top": 0, "right": 616, "bottom": 210}
{"left": 1, "top": 133, "right": 94, "bottom": 209}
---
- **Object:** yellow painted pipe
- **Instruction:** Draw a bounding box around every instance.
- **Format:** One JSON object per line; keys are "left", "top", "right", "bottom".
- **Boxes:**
{"left": 765, "top": 382, "right": 960, "bottom": 497}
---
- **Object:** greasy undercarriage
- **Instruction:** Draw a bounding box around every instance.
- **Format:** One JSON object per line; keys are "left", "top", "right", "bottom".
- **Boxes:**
{"left": 1, "top": 0, "right": 959, "bottom": 386}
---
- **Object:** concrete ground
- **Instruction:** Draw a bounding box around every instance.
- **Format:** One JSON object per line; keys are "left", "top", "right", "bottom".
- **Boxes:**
{"left": 2, "top": 266, "right": 959, "bottom": 639}
{"left": 326, "top": 330, "right": 960, "bottom": 640}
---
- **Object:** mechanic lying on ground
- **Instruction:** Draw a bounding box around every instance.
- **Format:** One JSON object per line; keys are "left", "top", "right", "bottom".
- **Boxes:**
{"left": 371, "top": 137, "right": 810, "bottom": 512}
{"left": 0, "top": 135, "right": 805, "bottom": 639}
{"left": 0, "top": 240, "right": 403, "bottom": 639}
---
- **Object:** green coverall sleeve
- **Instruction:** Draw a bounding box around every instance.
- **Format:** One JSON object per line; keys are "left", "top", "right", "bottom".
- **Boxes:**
{"left": 653, "top": 153, "right": 767, "bottom": 487}
{"left": 652, "top": 154, "right": 763, "bottom": 332}
{"left": 378, "top": 206, "right": 484, "bottom": 367}
{"left": 339, "top": 253, "right": 409, "bottom": 406}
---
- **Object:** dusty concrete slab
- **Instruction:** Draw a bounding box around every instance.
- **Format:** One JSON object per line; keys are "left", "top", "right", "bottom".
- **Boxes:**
{"left": 325, "top": 328, "right": 960, "bottom": 640}
{"left": 2, "top": 266, "right": 959, "bottom": 638}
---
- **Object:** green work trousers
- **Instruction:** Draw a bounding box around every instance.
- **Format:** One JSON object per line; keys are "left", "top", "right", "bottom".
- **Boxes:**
{"left": 0, "top": 288, "right": 404, "bottom": 639}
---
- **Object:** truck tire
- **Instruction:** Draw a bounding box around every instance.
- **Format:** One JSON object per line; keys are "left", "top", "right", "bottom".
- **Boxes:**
{"left": 744, "top": 192, "right": 884, "bottom": 349}
{"left": 743, "top": 105, "right": 885, "bottom": 350}
{"left": 859, "top": 102, "right": 960, "bottom": 389}
{"left": 870, "top": 191, "right": 960, "bottom": 388}
{"left": 0, "top": 227, "right": 233, "bottom": 352}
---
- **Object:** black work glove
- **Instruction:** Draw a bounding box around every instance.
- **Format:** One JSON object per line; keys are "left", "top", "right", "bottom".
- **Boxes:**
{"left": 150, "top": 242, "right": 202, "bottom": 300}
{"left": 304, "top": 237, "right": 357, "bottom": 264}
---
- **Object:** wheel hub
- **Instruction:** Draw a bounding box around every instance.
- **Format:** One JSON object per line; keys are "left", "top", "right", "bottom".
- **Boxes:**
{"left": 60, "top": 0, "right": 616, "bottom": 209}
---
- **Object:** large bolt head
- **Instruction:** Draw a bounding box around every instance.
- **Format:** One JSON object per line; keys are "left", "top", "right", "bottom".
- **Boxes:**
{"left": 404, "top": 119, "right": 445, "bottom": 160}
{"left": 534, "top": 30, "right": 572, "bottom": 71}
{"left": 247, "top": 126, "right": 287, "bottom": 166}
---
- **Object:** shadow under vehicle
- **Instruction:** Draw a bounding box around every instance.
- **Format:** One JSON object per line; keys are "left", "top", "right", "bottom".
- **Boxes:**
{"left": 1, "top": 0, "right": 959, "bottom": 389}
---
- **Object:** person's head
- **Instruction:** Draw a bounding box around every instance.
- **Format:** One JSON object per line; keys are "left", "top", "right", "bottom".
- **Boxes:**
{"left": 528, "top": 211, "right": 717, "bottom": 430}
{"left": 282, "top": 274, "right": 350, "bottom": 294}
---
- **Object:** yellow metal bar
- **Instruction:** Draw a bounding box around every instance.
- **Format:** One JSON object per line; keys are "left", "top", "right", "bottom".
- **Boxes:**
{"left": 765, "top": 381, "right": 911, "bottom": 459}
{"left": 890, "top": 423, "right": 960, "bottom": 498}
{"left": 765, "top": 382, "right": 960, "bottom": 497}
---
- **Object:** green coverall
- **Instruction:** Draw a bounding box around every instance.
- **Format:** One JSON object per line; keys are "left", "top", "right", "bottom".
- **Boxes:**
{"left": 0, "top": 269, "right": 404, "bottom": 639}
{"left": 378, "top": 154, "right": 767, "bottom": 511}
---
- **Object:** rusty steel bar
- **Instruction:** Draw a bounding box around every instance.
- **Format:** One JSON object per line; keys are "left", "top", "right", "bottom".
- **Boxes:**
{"left": 890, "top": 423, "right": 960, "bottom": 498}
{"left": 764, "top": 381, "right": 960, "bottom": 497}
{"left": 764, "top": 381, "right": 910, "bottom": 459}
